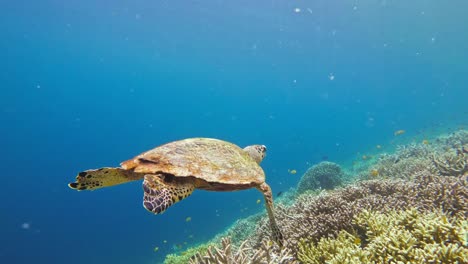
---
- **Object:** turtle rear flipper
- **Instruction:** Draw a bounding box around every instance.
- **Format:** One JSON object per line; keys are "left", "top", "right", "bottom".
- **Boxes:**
{"left": 143, "top": 174, "right": 194, "bottom": 214}
{"left": 68, "top": 167, "right": 143, "bottom": 191}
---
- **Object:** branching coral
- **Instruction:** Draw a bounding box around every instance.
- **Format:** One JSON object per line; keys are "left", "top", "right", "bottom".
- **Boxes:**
{"left": 396, "top": 143, "right": 434, "bottom": 159}
{"left": 369, "top": 154, "right": 435, "bottom": 180}
{"left": 431, "top": 145, "right": 468, "bottom": 176}
{"left": 250, "top": 174, "right": 467, "bottom": 255}
{"left": 297, "top": 209, "right": 468, "bottom": 264}
{"left": 190, "top": 237, "right": 296, "bottom": 264}
{"left": 297, "top": 162, "right": 343, "bottom": 193}
{"left": 164, "top": 243, "right": 214, "bottom": 264}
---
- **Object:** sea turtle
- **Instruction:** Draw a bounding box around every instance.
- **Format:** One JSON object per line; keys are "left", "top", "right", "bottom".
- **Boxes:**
{"left": 68, "top": 137, "right": 283, "bottom": 246}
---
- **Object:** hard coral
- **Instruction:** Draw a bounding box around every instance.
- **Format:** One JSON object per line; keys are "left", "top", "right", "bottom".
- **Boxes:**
{"left": 431, "top": 145, "right": 468, "bottom": 176}
{"left": 297, "top": 209, "right": 468, "bottom": 264}
{"left": 297, "top": 162, "right": 343, "bottom": 194}
{"left": 190, "top": 237, "right": 296, "bottom": 264}
{"left": 250, "top": 174, "right": 467, "bottom": 255}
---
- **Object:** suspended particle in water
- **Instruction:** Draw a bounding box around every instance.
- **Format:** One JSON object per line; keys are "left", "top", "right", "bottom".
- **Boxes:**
{"left": 294, "top": 8, "right": 301, "bottom": 13}
{"left": 21, "top": 223, "right": 31, "bottom": 230}
{"left": 36, "top": 85, "right": 41, "bottom": 89}
{"left": 329, "top": 73, "right": 335, "bottom": 81}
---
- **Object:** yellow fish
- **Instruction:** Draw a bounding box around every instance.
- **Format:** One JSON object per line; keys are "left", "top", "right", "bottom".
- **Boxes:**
{"left": 185, "top": 217, "right": 192, "bottom": 222}
{"left": 370, "top": 169, "right": 379, "bottom": 177}
{"left": 394, "top": 130, "right": 406, "bottom": 136}
{"left": 153, "top": 246, "right": 159, "bottom": 252}
{"left": 288, "top": 169, "right": 297, "bottom": 174}
{"left": 256, "top": 199, "right": 261, "bottom": 204}
{"left": 422, "top": 139, "right": 429, "bottom": 145}
{"left": 354, "top": 237, "right": 361, "bottom": 245}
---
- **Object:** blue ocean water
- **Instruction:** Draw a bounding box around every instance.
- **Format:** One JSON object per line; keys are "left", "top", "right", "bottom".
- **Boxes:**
{"left": 1, "top": 1, "right": 467, "bottom": 263}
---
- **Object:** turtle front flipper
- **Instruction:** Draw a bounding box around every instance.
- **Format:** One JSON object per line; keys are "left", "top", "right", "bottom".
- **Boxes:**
{"left": 68, "top": 167, "right": 143, "bottom": 191}
{"left": 143, "top": 174, "right": 195, "bottom": 214}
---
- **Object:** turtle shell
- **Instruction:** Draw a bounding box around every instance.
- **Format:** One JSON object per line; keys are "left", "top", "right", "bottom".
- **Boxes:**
{"left": 120, "top": 138, "right": 265, "bottom": 186}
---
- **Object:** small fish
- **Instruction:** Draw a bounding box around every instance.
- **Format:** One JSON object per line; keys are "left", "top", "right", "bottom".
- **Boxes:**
{"left": 188, "top": 235, "right": 194, "bottom": 239}
{"left": 394, "top": 130, "right": 406, "bottom": 136}
{"left": 376, "top": 145, "right": 382, "bottom": 149}
{"left": 288, "top": 169, "right": 297, "bottom": 174}
{"left": 153, "top": 246, "right": 159, "bottom": 252}
{"left": 256, "top": 199, "right": 261, "bottom": 204}
{"left": 370, "top": 169, "right": 379, "bottom": 177}
{"left": 185, "top": 217, "right": 192, "bottom": 222}
{"left": 362, "top": 155, "right": 368, "bottom": 160}
{"left": 354, "top": 237, "right": 361, "bottom": 245}
{"left": 321, "top": 155, "right": 329, "bottom": 161}
{"left": 163, "top": 240, "right": 167, "bottom": 244}
{"left": 276, "top": 191, "right": 283, "bottom": 197}
{"left": 422, "top": 139, "right": 429, "bottom": 145}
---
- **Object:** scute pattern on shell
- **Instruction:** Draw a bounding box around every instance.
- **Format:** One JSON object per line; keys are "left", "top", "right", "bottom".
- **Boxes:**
{"left": 120, "top": 138, "right": 265, "bottom": 185}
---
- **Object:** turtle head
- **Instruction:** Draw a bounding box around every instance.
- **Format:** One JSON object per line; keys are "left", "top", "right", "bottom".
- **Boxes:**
{"left": 243, "top": 145, "right": 267, "bottom": 164}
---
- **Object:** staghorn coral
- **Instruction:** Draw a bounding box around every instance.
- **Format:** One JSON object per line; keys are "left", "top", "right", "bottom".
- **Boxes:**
{"left": 368, "top": 154, "right": 434, "bottom": 180}
{"left": 249, "top": 174, "right": 467, "bottom": 255}
{"left": 189, "top": 237, "right": 296, "bottom": 264}
{"left": 434, "top": 130, "right": 468, "bottom": 150}
{"left": 297, "top": 162, "right": 343, "bottom": 193}
{"left": 164, "top": 243, "right": 214, "bottom": 264}
{"left": 297, "top": 209, "right": 468, "bottom": 264}
{"left": 222, "top": 213, "right": 263, "bottom": 247}
{"left": 396, "top": 143, "right": 434, "bottom": 159}
{"left": 169, "top": 174, "right": 467, "bottom": 263}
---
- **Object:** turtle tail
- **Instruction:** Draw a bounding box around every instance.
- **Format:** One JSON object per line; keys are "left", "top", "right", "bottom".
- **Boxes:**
{"left": 142, "top": 174, "right": 194, "bottom": 214}
{"left": 68, "top": 167, "right": 143, "bottom": 191}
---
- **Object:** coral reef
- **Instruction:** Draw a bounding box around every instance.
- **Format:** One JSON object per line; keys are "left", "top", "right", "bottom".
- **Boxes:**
{"left": 163, "top": 130, "right": 468, "bottom": 264}
{"left": 297, "top": 209, "right": 468, "bottom": 263}
{"left": 164, "top": 243, "right": 214, "bottom": 264}
{"left": 189, "top": 238, "right": 296, "bottom": 264}
{"left": 431, "top": 144, "right": 468, "bottom": 176}
{"left": 297, "top": 162, "right": 343, "bottom": 193}
{"left": 252, "top": 174, "right": 467, "bottom": 251}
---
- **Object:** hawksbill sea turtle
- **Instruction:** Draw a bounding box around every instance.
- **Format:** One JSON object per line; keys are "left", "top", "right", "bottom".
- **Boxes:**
{"left": 68, "top": 137, "right": 283, "bottom": 246}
